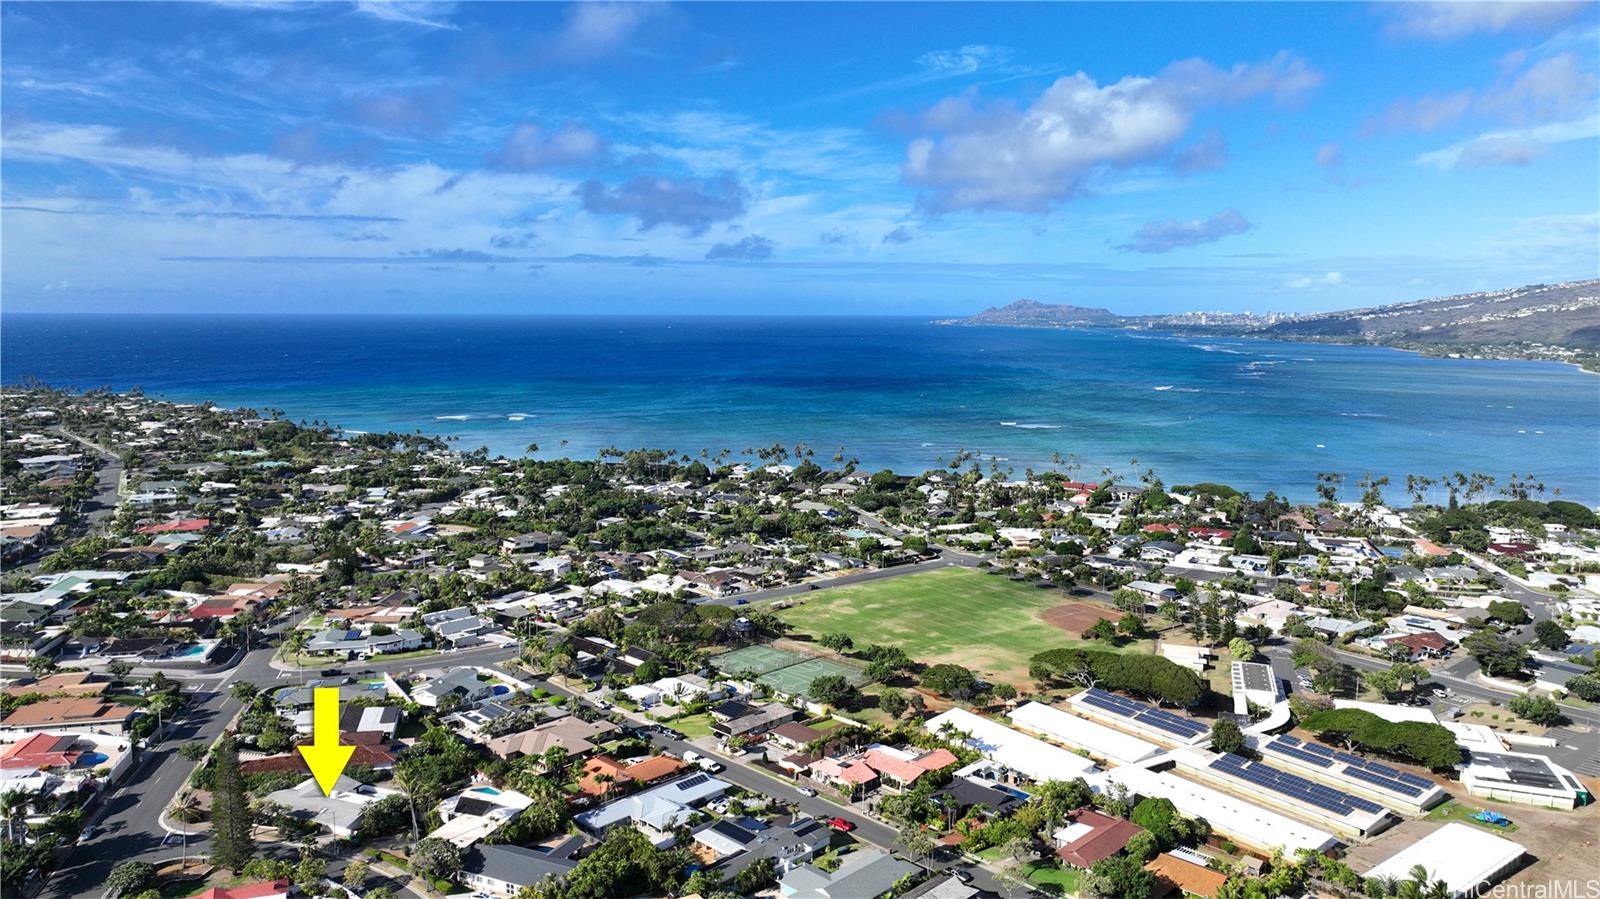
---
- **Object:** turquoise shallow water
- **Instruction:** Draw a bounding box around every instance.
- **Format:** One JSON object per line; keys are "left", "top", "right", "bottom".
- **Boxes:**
{"left": 4, "top": 314, "right": 1597, "bottom": 503}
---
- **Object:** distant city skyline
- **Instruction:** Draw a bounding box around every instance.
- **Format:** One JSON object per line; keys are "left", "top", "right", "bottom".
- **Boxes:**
{"left": 2, "top": 1, "right": 1597, "bottom": 315}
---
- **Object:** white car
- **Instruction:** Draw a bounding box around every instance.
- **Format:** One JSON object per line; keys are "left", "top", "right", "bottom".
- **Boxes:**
{"left": 795, "top": 786, "right": 817, "bottom": 797}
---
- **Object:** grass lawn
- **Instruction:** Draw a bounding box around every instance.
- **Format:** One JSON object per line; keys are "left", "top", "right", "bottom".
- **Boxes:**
{"left": 156, "top": 879, "right": 210, "bottom": 899}
{"left": 1426, "top": 799, "right": 1521, "bottom": 833}
{"left": 1023, "top": 861, "right": 1081, "bottom": 892}
{"left": 368, "top": 648, "right": 440, "bottom": 663}
{"left": 779, "top": 567, "right": 1152, "bottom": 686}
{"left": 658, "top": 712, "right": 715, "bottom": 738}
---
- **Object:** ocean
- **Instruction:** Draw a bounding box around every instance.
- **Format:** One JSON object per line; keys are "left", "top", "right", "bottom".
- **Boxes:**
{"left": 4, "top": 314, "right": 1598, "bottom": 504}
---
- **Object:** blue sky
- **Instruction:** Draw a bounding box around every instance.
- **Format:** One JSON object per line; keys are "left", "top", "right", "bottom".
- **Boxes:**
{"left": 3, "top": 1, "right": 1596, "bottom": 315}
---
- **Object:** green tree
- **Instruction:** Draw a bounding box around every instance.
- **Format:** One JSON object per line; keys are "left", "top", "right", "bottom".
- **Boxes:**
{"left": 1130, "top": 797, "right": 1179, "bottom": 849}
{"left": 107, "top": 862, "right": 158, "bottom": 897}
{"left": 818, "top": 633, "right": 854, "bottom": 653}
{"left": 1227, "top": 636, "right": 1255, "bottom": 662}
{"left": 1509, "top": 693, "right": 1561, "bottom": 726}
{"left": 879, "top": 689, "right": 909, "bottom": 718}
{"left": 208, "top": 736, "right": 254, "bottom": 872}
{"left": 732, "top": 856, "right": 777, "bottom": 894}
{"left": 1084, "top": 854, "right": 1156, "bottom": 899}
{"left": 1210, "top": 719, "right": 1245, "bottom": 755}
{"left": 1534, "top": 620, "right": 1570, "bottom": 651}
{"left": 1566, "top": 673, "right": 1600, "bottom": 703}
{"left": 1123, "top": 830, "right": 1159, "bottom": 863}
{"left": 294, "top": 846, "right": 326, "bottom": 894}
{"left": 411, "top": 837, "right": 462, "bottom": 883}
{"left": 1463, "top": 631, "right": 1528, "bottom": 678}
{"left": 807, "top": 674, "right": 860, "bottom": 709}
{"left": 921, "top": 663, "right": 979, "bottom": 698}
{"left": 1486, "top": 601, "right": 1529, "bottom": 626}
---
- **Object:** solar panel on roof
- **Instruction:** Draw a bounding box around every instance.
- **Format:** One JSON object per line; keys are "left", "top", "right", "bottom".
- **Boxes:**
{"left": 1208, "top": 753, "right": 1392, "bottom": 820}
{"left": 1343, "top": 766, "right": 1424, "bottom": 797}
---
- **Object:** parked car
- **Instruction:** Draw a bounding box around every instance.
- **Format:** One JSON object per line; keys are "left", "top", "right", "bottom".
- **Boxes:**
{"left": 951, "top": 869, "right": 973, "bottom": 884}
{"left": 735, "top": 598, "right": 750, "bottom": 605}
{"left": 824, "top": 816, "right": 856, "bottom": 832}
{"left": 795, "top": 786, "right": 817, "bottom": 797}
{"left": 79, "top": 826, "right": 97, "bottom": 842}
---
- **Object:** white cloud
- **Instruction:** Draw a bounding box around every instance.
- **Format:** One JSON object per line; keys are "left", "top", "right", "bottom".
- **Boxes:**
{"left": 548, "top": 2, "right": 661, "bottom": 59}
{"left": 1119, "top": 209, "right": 1252, "bottom": 254}
{"left": 1316, "top": 143, "right": 1343, "bottom": 167}
{"left": 1383, "top": 2, "right": 1588, "bottom": 41}
{"left": 1477, "top": 52, "right": 1599, "bottom": 123}
{"left": 490, "top": 123, "right": 608, "bottom": 170}
{"left": 1372, "top": 91, "right": 1474, "bottom": 133}
{"left": 351, "top": 1, "right": 458, "bottom": 30}
{"left": 916, "top": 44, "right": 1015, "bottom": 74}
{"left": 1416, "top": 114, "right": 1600, "bottom": 168}
{"left": 902, "top": 53, "right": 1322, "bottom": 213}
{"left": 1285, "top": 271, "right": 1345, "bottom": 289}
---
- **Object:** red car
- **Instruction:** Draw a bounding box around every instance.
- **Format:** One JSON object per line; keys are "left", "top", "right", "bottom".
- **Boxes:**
{"left": 824, "top": 816, "right": 855, "bottom": 832}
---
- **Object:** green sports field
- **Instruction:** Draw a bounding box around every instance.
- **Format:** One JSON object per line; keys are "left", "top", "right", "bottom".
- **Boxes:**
{"left": 778, "top": 567, "right": 1152, "bottom": 687}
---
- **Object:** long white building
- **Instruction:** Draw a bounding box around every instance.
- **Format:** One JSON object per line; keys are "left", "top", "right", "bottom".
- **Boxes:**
{"left": 1007, "top": 702, "right": 1163, "bottom": 766}
{"left": 925, "top": 708, "right": 1098, "bottom": 783}
{"left": 1094, "top": 764, "right": 1339, "bottom": 856}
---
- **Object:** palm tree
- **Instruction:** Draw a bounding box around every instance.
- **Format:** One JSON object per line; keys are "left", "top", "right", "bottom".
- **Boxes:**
{"left": 2, "top": 789, "right": 34, "bottom": 843}
{"left": 170, "top": 792, "right": 202, "bottom": 868}
{"left": 147, "top": 692, "right": 180, "bottom": 741}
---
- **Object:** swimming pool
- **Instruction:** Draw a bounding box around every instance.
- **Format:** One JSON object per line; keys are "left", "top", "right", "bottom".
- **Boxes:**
{"left": 471, "top": 786, "right": 502, "bottom": 796}
{"left": 175, "top": 644, "right": 207, "bottom": 658}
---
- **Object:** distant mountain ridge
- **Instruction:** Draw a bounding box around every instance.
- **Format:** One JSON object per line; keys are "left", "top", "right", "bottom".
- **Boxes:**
{"left": 958, "top": 298, "right": 1122, "bottom": 327}
{"left": 942, "top": 279, "right": 1600, "bottom": 365}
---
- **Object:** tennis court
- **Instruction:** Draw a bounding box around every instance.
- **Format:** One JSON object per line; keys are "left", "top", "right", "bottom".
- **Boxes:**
{"left": 756, "top": 656, "right": 869, "bottom": 696}
{"left": 711, "top": 644, "right": 808, "bottom": 676}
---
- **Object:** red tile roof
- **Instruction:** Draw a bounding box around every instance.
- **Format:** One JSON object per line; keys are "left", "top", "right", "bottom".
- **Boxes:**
{"left": 1146, "top": 853, "right": 1228, "bottom": 899}
{"left": 135, "top": 518, "right": 210, "bottom": 534}
{"left": 1054, "top": 808, "right": 1144, "bottom": 869}
{"left": 1389, "top": 632, "right": 1450, "bottom": 651}
{"left": 0, "top": 733, "right": 82, "bottom": 769}
{"left": 194, "top": 879, "right": 290, "bottom": 899}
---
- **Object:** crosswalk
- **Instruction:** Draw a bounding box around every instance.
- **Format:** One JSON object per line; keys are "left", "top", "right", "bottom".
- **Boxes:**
{"left": 1546, "top": 728, "right": 1600, "bottom": 775}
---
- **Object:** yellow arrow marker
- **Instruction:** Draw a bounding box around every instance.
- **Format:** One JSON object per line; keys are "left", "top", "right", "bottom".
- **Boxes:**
{"left": 297, "top": 686, "right": 356, "bottom": 796}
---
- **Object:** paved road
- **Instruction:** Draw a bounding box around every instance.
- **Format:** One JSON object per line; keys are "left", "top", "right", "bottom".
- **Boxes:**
{"left": 518, "top": 670, "right": 1001, "bottom": 894}
{"left": 43, "top": 641, "right": 524, "bottom": 899}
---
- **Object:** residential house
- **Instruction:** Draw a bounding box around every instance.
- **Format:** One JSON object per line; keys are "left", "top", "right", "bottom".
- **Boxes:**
{"left": 714, "top": 702, "right": 798, "bottom": 741}
{"left": 778, "top": 848, "right": 917, "bottom": 899}
{"left": 0, "top": 698, "right": 138, "bottom": 736}
{"left": 574, "top": 773, "right": 730, "bottom": 846}
{"left": 411, "top": 668, "right": 494, "bottom": 708}
{"left": 1054, "top": 808, "right": 1144, "bottom": 868}
{"left": 1376, "top": 631, "right": 1451, "bottom": 661}
{"left": 486, "top": 717, "right": 618, "bottom": 763}
{"left": 461, "top": 841, "right": 581, "bottom": 897}
{"left": 1146, "top": 852, "right": 1229, "bottom": 899}
{"left": 265, "top": 774, "right": 398, "bottom": 837}
{"left": 430, "top": 783, "right": 535, "bottom": 847}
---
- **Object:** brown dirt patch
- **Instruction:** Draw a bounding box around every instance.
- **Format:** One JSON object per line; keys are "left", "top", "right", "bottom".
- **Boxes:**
{"left": 1341, "top": 800, "right": 1600, "bottom": 890}
{"left": 1041, "top": 601, "right": 1123, "bottom": 634}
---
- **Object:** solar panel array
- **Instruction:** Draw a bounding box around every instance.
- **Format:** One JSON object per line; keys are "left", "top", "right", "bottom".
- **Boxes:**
{"left": 674, "top": 773, "right": 710, "bottom": 791}
{"left": 1079, "top": 688, "right": 1208, "bottom": 739}
{"left": 1210, "top": 753, "right": 1387, "bottom": 817}
{"left": 1265, "top": 736, "right": 1433, "bottom": 798}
